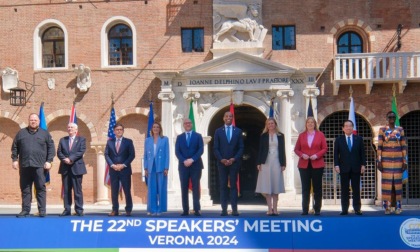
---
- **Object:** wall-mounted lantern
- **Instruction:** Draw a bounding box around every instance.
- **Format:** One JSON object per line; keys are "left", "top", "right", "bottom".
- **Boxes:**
{"left": 9, "top": 87, "right": 27, "bottom": 106}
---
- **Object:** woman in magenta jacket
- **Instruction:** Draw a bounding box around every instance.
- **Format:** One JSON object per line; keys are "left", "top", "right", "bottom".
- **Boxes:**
{"left": 294, "top": 117, "right": 328, "bottom": 216}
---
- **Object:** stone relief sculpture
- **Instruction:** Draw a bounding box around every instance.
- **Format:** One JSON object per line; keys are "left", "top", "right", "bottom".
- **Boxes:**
{"left": 47, "top": 78, "right": 56, "bottom": 90}
{"left": 232, "top": 90, "right": 244, "bottom": 105}
{"left": 174, "top": 113, "right": 184, "bottom": 135}
{"left": 213, "top": 1, "right": 264, "bottom": 43}
{"left": 1, "top": 67, "right": 19, "bottom": 93}
{"left": 198, "top": 93, "right": 217, "bottom": 117}
{"left": 74, "top": 64, "right": 91, "bottom": 92}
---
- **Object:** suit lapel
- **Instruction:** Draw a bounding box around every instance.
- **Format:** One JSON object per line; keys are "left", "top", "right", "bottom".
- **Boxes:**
{"left": 344, "top": 135, "right": 351, "bottom": 152}
{"left": 71, "top": 136, "right": 79, "bottom": 151}
{"left": 111, "top": 139, "right": 117, "bottom": 154}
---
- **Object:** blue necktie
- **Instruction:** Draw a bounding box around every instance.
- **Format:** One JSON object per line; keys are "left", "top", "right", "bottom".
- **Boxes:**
{"left": 226, "top": 126, "right": 231, "bottom": 142}
{"left": 186, "top": 132, "right": 191, "bottom": 147}
{"left": 347, "top": 136, "right": 352, "bottom": 151}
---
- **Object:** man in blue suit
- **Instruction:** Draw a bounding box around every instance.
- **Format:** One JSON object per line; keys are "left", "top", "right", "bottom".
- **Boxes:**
{"left": 175, "top": 118, "right": 204, "bottom": 216}
{"left": 213, "top": 111, "right": 244, "bottom": 216}
{"left": 57, "top": 123, "right": 87, "bottom": 216}
{"left": 334, "top": 120, "right": 366, "bottom": 215}
{"left": 105, "top": 123, "right": 136, "bottom": 216}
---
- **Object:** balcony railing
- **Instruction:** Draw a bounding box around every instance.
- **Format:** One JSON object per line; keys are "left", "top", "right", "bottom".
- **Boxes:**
{"left": 333, "top": 52, "right": 420, "bottom": 94}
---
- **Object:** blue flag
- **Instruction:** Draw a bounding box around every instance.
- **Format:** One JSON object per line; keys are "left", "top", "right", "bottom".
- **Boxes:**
{"left": 269, "top": 99, "right": 274, "bottom": 118}
{"left": 147, "top": 101, "right": 154, "bottom": 138}
{"left": 307, "top": 99, "right": 314, "bottom": 118}
{"left": 39, "top": 103, "right": 50, "bottom": 184}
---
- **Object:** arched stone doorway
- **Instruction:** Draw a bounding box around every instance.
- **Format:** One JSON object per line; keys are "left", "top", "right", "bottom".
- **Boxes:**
{"left": 319, "top": 111, "right": 377, "bottom": 205}
{"left": 208, "top": 105, "right": 267, "bottom": 204}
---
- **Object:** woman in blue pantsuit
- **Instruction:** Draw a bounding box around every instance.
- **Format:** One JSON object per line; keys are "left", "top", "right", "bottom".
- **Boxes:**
{"left": 144, "top": 122, "right": 169, "bottom": 215}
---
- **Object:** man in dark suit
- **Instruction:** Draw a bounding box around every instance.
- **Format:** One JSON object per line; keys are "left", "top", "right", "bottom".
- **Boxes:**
{"left": 57, "top": 123, "right": 87, "bottom": 216}
{"left": 213, "top": 111, "right": 244, "bottom": 216}
{"left": 175, "top": 118, "right": 204, "bottom": 216}
{"left": 334, "top": 120, "right": 366, "bottom": 215}
{"left": 105, "top": 123, "right": 136, "bottom": 216}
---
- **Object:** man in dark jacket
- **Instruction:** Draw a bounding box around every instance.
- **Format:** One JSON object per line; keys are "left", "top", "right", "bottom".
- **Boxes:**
{"left": 11, "top": 113, "right": 55, "bottom": 217}
{"left": 57, "top": 123, "right": 87, "bottom": 216}
{"left": 334, "top": 120, "right": 366, "bottom": 215}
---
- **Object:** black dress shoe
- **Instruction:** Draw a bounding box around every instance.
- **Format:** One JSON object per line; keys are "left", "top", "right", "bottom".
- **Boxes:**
{"left": 180, "top": 211, "right": 189, "bottom": 216}
{"left": 75, "top": 212, "right": 84, "bottom": 216}
{"left": 314, "top": 211, "right": 320, "bottom": 216}
{"left": 339, "top": 211, "right": 348, "bottom": 215}
{"left": 355, "top": 210, "right": 363, "bottom": 215}
{"left": 220, "top": 211, "right": 228, "bottom": 216}
{"left": 194, "top": 211, "right": 201, "bottom": 216}
{"left": 16, "top": 211, "right": 29, "bottom": 218}
{"left": 38, "top": 212, "right": 46, "bottom": 217}
{"left": 301, "top": 212, "right": 308, "bottom": 216}
{"left": 232, "top": 211, "right": 240, "bottom": 216}
{"left": 60, "top": 211, "right": 71, "bottom": 217}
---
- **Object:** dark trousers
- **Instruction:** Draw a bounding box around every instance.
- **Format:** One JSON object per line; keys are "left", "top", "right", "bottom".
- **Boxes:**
{"left": 20, "top": 167, "right": 46, "bottom": 214}
{"left": 340, "top": 171, "right": 361, "bottom": 212}
{"left": 218, "top": 165, "right": 239, "bottom": 212}
{"left": 179, "top": 167, "right": 202, "bottom": 212}
{"left": 110, "top": 171, "right": 133, "bottom": 212}
{"left": 62, "top": 172, "right": 84, "bottom": 214}
{"left": 299, "top": 163, "right": 324, "bottom": 213}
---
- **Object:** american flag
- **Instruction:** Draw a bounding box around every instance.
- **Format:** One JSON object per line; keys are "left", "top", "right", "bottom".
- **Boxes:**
{"left": 104, "top": 106, "right": 116, "bottom": 187}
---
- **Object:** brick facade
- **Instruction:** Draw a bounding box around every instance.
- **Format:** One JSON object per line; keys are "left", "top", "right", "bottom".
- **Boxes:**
{"left": 0, "top": 0, "right": 419, "bottom": 205}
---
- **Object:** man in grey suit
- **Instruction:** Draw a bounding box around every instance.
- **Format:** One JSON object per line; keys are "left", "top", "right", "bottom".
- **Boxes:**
{"left": 334, "top": 120, "right": 366, "bottom": 215}
{"left": 57, "top": 123, "right": 87, "bottom": 216}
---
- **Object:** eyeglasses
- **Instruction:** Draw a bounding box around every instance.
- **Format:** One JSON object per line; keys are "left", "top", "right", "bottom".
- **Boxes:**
{"left": 114, "top": 128, "right": 124, "bottom": 131}
{"left": 387, "top": 116, "right": 396, "bottom": 119}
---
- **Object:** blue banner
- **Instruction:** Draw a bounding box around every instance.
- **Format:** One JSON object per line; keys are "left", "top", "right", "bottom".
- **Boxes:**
{"left": 0, "top": 216, "right": 419, "bottom": 250}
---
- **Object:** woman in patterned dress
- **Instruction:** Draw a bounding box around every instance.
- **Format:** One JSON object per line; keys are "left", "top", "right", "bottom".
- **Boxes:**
{"left": 377, "top": 111, "right": 408, "bottom": 214}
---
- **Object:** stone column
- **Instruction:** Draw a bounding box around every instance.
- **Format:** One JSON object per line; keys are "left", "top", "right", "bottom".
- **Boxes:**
{"left": 91, "top": 142, "right": 109, "bottom": 205}
{"left": 158, "top": 89, "right": 176, "bottom": 204}
{"left": 200, "top": 136, "right": 213, "bottom": 207}
{"left": 276, "top": 89, "right": 294, "bottom": 191}
{"left": 302, "top": 88, "right": 320, "bottom": 121}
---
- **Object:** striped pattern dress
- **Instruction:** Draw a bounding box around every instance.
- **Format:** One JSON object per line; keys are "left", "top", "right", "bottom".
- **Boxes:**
{"left": 377, "top": 126, "right": 407, "bottom": 201}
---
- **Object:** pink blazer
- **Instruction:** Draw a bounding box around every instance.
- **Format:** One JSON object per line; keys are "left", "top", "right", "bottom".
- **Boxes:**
{"left": 294, "top": 131, "right": 328, "bottom": 169}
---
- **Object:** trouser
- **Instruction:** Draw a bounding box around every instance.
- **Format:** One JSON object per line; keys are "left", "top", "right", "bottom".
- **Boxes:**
{"left": 20, "top": 167, "right": 46, "bottom": 213}
{"left": 299, "top": 163, "right": 324, "bottom": 213}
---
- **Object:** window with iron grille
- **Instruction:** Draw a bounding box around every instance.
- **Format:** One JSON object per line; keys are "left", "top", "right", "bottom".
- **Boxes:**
{"left": 108, "top": 24, "right": 133, "bottom": 66}
{"left": 319, "top": 111, "right": 377, "bottom": 204}
{"left": 272, "top": 25, "right": 296, "bottom": 50}
{"left": 400, "top": 111, "right": 420, "bottom": 203}
{"left": 42, "top": 27, "right": 65, "bottom": 68}
{"left": 181, "top": 28, "right": 204, "bottom": 52}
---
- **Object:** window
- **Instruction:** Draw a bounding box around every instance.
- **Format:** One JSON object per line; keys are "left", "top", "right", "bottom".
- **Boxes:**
{"left": 337, "top": 31, "right": 363, "bottom": 53}
{"left": 181, "top": 28, "right": 204, "bottom": 52}
{"left": 108, "top": 24, "right": 133, "bottom": 65}
{"left": 272, "top": 25, "right": 296, "bottom": 50}
{"left": 42, "top": 27, "right": 65, "bottom": 68}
